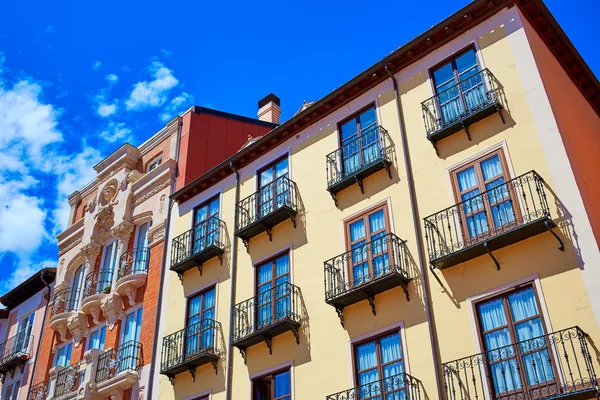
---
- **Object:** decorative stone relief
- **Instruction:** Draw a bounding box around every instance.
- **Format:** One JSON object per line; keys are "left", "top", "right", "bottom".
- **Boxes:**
{"left": 100, "top": 293, "right": 124, "bottom": 330}
{"left": 59, "top": 259, "right": 66, "bottom": 275}
{"left": 109, "top": 391, "right": 122, "bottom": 400}
{"left": 133, "top": 178, "right": 171, "bottom": 207}
{"left": 159, "top": 194, "right": 166, "bottom": 214}
{"left": 112, "top": 221, "right": 134, "bottom": 248}
{"left": 55, "top": 323, "right": 68, "bottom": 342}
{"left": 59, "top": 235, "right": 83, "bottom": 256}
{"left": 99, "top": 179, "right": 119, "bottom": 207}
{"left": 94, "top": 206, "right": 115, "bottom": 242}
{"left": 137, "top": 386, "right": 145, "bottom": 400}
{"left": 148, "top": 222, "right": 165, "bottom": 245}
{"left": 121, "top": 170, "right": 143, "bottom": 191}
{"left": 85, "top": 196, "right": 97, "bottom": 214}
{"left": 67, "top": 312, "right": 89, "bottom": 347}
{"left": 81, "top": 242, "right": 102, "bottom": 271}
{"left": 88, "top": 304, "right": 102, "bottom": 325}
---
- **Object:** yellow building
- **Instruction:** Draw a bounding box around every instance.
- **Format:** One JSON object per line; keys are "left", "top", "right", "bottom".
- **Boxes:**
{"left": 153, "top": 0, "right": 600, "bottom": 399}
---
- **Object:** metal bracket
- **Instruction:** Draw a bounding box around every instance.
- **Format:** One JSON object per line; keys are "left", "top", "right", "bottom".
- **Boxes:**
{"left": 292, "top": 326, "right": 300, "bottom": 345}
{"left": 177, "top": 272, "right": 183, "bottom": 284}
{"left": 168, "top": 375, "right": 175, "bottom": 386}
{"left": 335, "top": 306, "right": 345, "bottom": 327}
{"left": 484, "top": 242, "right": 500, "bottom": 270}
{"left": 188, "top": 367, "right": 196, "bottom": 382}
{"left": 211, "top": 359, "right": 218, "bottom": 375}
{"left": 239, "top": 348, "right": 247, "bottom": 364}
{"left": 497, "top": 105, "right": 505, "bottom": 124}
{"left": 290, "top": 215, "right": 297, "bottom": 229}
{"left": 264, "top": 337, "right": 273, "bottom": 355}
{"left": 266, "top": 227, "right": 273, "bottom": 242}
{"left": 242, "top": 239, "right": 250, "bottom": 253}
{"left": 196, "top": 264, "right": 203, "bottom": 276}
{"left": 218, "top": 253, "right": 223, "bottom": 266}
{"left": 545, "top": 220, "right": 565, "bottom": 251}
{"left": 462, "top": 122, "right": 472, "bottom": 141}
{"left": 330, "top": 192, "right": 338, "bottom": 207}
{"left": 365, "top": 293, "right": 376, "bottom": 316}
{"left": 356, "top": 176, "right": 364, "bottom": 194}
{"left": 401, "top": 283, "right": 410, "bottom": 302}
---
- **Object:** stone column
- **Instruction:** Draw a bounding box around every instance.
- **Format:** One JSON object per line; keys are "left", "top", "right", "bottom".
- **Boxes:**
{"left": 111, "top": 221, "right": 134, "bottom": 284}
{"left": 81, "top": 241, "right": 102, "bottom": 277}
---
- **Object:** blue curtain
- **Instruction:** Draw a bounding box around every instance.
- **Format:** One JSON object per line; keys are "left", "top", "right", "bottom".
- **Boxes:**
{"left": 369, "top": 211, "right": 389, "bottom": 277}
{"left": 350, "top": 220, "right": 368, "bottom": 286}
{"left": 257, "top": 264, "right": 273, "bottom": 327}
{"left": 274, "top": 370, "right": 291, "bottom": 399}
{"left": 260, "top": 169, "right": 274, "bottom": 217}
{"left": 357, "top": 341, "right": 378, "bottom": 388}
{"left": 481, "top": 156, "right": 515, "bottom": 228}
{"left": 458, "top": 167, "right": 488, "bottom": 238}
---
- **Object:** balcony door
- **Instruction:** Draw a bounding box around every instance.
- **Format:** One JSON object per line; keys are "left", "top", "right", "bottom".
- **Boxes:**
{"left": 53, "top": 343, "right": 72, "bottom": 368}
{"left": 253, "top": 369, "right": 291, "bottom": 400}
{"left": 15, "top": 313, "right": 34, "bottom": 354}
{"left": 193, "top": 197, "right": 220, "bottom": 256}
{"left": 70, "top": 264, "right": 84, "bottom": 310}
{"left": 186, "top": 287, "right": 215, "bottom": 359}
{"left": 354, "top": 332, "right": 406, "bottom": 399}
{"left": 451, "top": 150, "right": 519, "bottom": 243}
{"left": 119, "top": 307, "right": 142, "bottom": 373}
{"left": 345, "top": 205, "right": 391, "bottom": 287}
{"left": 132, "top": 222, "right": 150, "bottom": 273}
{"left": 258, "top": 157, "right": 289, "bottom": 218}
{"left": 476, "top": 286, "right": 556, "bottom": 398}
{"left": 339, "top": 106, "right": 379, "bottom": 176}
{"left": 256, "top": 253, "right": 290, "bottom": 330}
{"left": 99, "top": 241, "right": 118, "bottom": 293}
{"left": 432, "top": 48, "right": 484, "bottom": 125}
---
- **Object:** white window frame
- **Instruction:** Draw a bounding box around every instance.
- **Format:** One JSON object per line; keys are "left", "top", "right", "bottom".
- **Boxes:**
{"left": 146, "top": 155, "right": 163, "bottom": 173}
{"left": 53, "top": 342, "right": 72, "bottom": 368}
{"left": 99, "top": 239, "right": 119, "bottom": 286}
{"left": 87, "top": 325, "right": 107, "bottom": 351}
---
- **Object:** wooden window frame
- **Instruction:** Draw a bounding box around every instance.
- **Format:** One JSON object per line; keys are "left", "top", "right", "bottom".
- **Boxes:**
{"left": 254, "top": 251, "right": 291, "bottom": 326}
{"left": 193, "top": 196, "right": 220, "bottom": 227}
{"left": 344, "top": 203, "right": 392, "bottom": 285}
{"left": 145, "top": 154, "right": 163, "bottom": 173}
{"left": 449, "top": 148, "right": 521, "bottom": 241}
{"left": 251, "top": 367, "right": 291, "bottom": 400}
{"left": 185, "top": 285, "right": 216, "bottom": 329}
{"left": 337, "top": 104, "right": 378, "bottom": 172}
{"left": 257, "top": 155, "right": 289, "bottom": 190}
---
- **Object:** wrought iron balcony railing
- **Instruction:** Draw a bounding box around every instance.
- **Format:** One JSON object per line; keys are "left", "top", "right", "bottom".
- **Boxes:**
{"left": 235, "top": 176, "right": 299, "bottom": 250}
{"left": 424, "top": 171, "right": 562, "bottom": 270}
{"left": 54, "top": 361, "right": 85, "bottom": 397}
{"left": 421, "top": 69, "right": 504, "bottom": 148}
{"left": 325, "top": 125, "right": 393, "bottom": 204}
{"left": 28, "top": 381, "right": 49, "bottom": 400}
{"left": 50, "top": 288, "right": 79, "bottom": 316}
{"left": 83, "top": 269, "right": 114, "bottom": 299}
{"left": 232, "top": 282, "right": 302, "bottom": 362}
{"left": 170, "top": 217, "right": 226, "bottom": 279}
{"left": 160, "top": 319, "right": 221, "bottom": 380}
{"left": 0, "top": 333, "right": 32, "bottom": 374}
{"left": 95, "top": 340, "right": 142, "bottom": 383}
{"left": 324, "top": 232, "right": 411, "bottom": 326}
{"left": 326, "top": 372, "right": 422, "bottom": 400}
{"left": 443, "top": 327, "right": 599, "bottom": 400}
{"left": 118, "top": 247, "right": 149, "bottom": 280}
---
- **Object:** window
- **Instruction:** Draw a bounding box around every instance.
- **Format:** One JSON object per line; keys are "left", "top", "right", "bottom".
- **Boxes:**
{"left": 345, "top": 205, "right": 391, "bottom": 287}
{"left": 450, "top": 149, "right": 518, "bottom": 240}
{"left": 16, "top": 313, "right": 34, "bottom": 352}
{"left": 87, "top": 326, "right": 106, "bottom": 351}
{"left": 431, "top": 47, "right": 484, "bottom": 124}
{"left": 475, "top": 285, "right": 553, "bottom": 396}
{"left": 118, "top": 308, "right": 143, "bottom": 374}
{"left": 132, "top": 222, "right": 150, "bottom": 273}
{"left": 146, "top": 155, "right": 162, "bottom": 172}
{"left": 186, "top": 287, "right": 216, "bottom": 357}
{"left": 4, "top": 380, "right": 20, "bottom": 400}
{"left": 99, "top": 241, "right": 118, "bottom": 292}
{"left": 253, "top": 369, "right": 291, "bottom": 400}
{"left": 258, "top": 157, "right": 289, "bottom": 218}
{"left": 70, "top": 264, "right": 84, "bottom": 309}
{"left": 339, "top": 106, "right": 380, "bottom": 175}
{"left": 256, "top": 253, "right": 290, "bottom": 329}
{"left": 193, "top": 197, "right": 220, "bottom": 254}
{"left": 354, "top": 332, "right": 405, "bottom": 399}
{"left": 53, "top": 343, "right": 72, "bottom": 367}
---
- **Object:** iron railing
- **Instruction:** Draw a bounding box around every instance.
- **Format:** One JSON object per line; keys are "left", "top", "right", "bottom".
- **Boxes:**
{"left": 54, "top": 361, "right": 85, "bottom": 397}
{"left": 232, "top": 282, "right": 302, "bottom": 344}
{"left": 118, "top": 247, "right": 150, "bottom": 280}
{"left": 50, "top": 288, "right": 79, "bottom": 316}
{"left": 235, "top": 176, "right": 298, "bottom": 233}
{"left": 83, "top": 269, "right": 114, "bottom": 299}
{"left": 27, "top": 381, "right": 49, "bottom": 400}
{"left": 95, "top": 340, "right": 142, "bottom": 383}
{"left": 160, "top": 319, "right": 221, "bottom": 373}
{"left": 326, "top": 125, "right": 392, "bottom": 188}
{"left": 443, "top": 327, "right": 598, "bottom": 400}
{"left": 424, "top": 171, "right": 551, "bottom": 263}
{"left": 171, "top": 217, "right": 226, "bottom": 267}
{"left": 0, "top": 332, "right": 32, "bottom": 367}
{"left": 326, "top": 372, "right": 422, "bottom": 400}
{"left": 324, "top": 232, "right": 410, "bottom": 302}
{"left": 421, "top": 69, "right": 502, "bottom": 137}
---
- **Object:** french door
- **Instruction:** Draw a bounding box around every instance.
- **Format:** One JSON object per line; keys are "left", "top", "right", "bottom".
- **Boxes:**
{"left": 99, "top": 241, "right": 118, "bottom": 292}
{"left": 132, "top": 222, "right": 150, "bottom": 273}
{"left": 70, "top": 264, "right": 84, "bottom": 309}
{"left": 339, "top": 106, "right": 379, "bottom": 175}
{"left": 258, "top": 158, "right": 289, "bottom": 218}
{"left": 193, "top": 197, "right": 220, "bottom": 255}
{"left": 119, "top": 307, "right": 143, "bottom": 372}
{"left": 15, "top": 313, "right": 34, "bottom": 353}
{"left": 256, "top": 253, "right": 290, "bottom": 329}
{"left": 186, "top": 287, "right": 215, "bottom": 358}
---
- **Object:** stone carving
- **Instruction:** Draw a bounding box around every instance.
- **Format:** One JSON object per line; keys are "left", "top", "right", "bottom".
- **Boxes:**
{"left": 67, "top": 312, "right": 89, "bottom": 347}
{"left": 59, "top": 259, "right": 65, "bottom": 274}
{"left": 112, "top": 221, "right": 134, "bottom": 249}
{"left": 88, "top": 305, "right": 102, "bottom": 325}
{"left": 137, "top": 386, "right": 145, "bottom": 400}
{"left": 94, "top": 206, "right": 115, "bottom": 242}
{"left": 85, "top": 196, "right": 97, "bottom": 214}
{"left": 109, "top": 390, "right": 122, "bottom": 400}
{"left": 98, "top": 161, "right": 137, "bottom": 184}
{"left": 100, "top": 179, "right": 119, "bottom": 207}
{"left": 100, "top": 293, "right": 124, "bottom": 330}
{"left": 59, "top": 235, "right": 83, "bottom": 257}
{"left": 148, "top": 222, "right": 165, "bottom": 245}
{"left": 55, "top": 323, "right": 68, "bottom": 342}
{"left": 122, "top": 286, "right": 137, "bottom": 306}
{"left": 81, "top": 242, "right": 102, "bottom": 271}
{"left": 133, "top": 178, "right": 171, "bottom": 207}
{"left": 159, "top": 194, "right": 166, "bottom": 214}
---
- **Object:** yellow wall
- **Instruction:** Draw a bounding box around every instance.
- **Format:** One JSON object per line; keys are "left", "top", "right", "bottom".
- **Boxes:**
{"left": 158, "top": 5, "right": 600, "bottom": 400}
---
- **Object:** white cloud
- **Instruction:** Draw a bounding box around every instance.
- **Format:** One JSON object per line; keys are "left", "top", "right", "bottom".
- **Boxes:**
{"left": 92, "top": 61, "right": 101, "bottom": 70}
{"left": 97, "top": 103, "right": 117, "bottom": 117}
{"left": 125, "top": 61, "right": 178, "bottom": 111}
{"left": 159, "top": 92, "right": 193, "bottom": 122}
{"left": 105, "top": 74, "right": 118, "bottom": 84}
{"left": 99, "top": 121, "right": 132, "bottom": 144}
{"left": 0, "top": 259, "right": 56, "bottom": 294}
{"left": 0, "top": 52, "right": 5, "bottom": 74}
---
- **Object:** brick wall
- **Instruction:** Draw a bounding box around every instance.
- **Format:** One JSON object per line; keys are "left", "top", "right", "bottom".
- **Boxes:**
{"left": 74, "top": 189, "right": 97, "bottom": 224}
{"left": 138, "top": 240, "right": 163, "bottom": 366}
{"left": 138, "top": 136, "right": 172, "bottom": 173}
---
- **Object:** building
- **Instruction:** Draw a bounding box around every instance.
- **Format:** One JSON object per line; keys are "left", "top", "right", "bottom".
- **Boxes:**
{"left": 28, "top": 108, "right": 274, "bottom": 400}
{"left": 0, "top": 269, "right": 56, "bottom": 400}
{"left": 155, "top": 0, "right": 600, "bottom": 399}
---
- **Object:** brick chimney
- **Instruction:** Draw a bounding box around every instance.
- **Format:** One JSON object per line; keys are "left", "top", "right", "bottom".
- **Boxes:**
{"left": 257, "top": 93, "right": 281, "bottom": 125}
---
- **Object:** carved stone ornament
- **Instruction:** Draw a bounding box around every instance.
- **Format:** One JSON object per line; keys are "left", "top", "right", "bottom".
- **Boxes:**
{"left": 112, "top": 221, "right": 134, "bottom": 247}
{"left": 133, "top": 178, "right": 171, "bottom": 207}
{"left": 88, "top": 304, "right": 102, "bottom": 325}
{"left": 55, "top": 323, "right": 68, "bottom": 342}
{"left": 85, "top": 196, "right": 97, "bottom": 214}
{"left": 148, "top": 222, "right": 165, "bottom": 245}
{"left": 110, "top": 390, "right": 123, "bottom": 400}
{"left": 94, "top": 206, "right": 115, "bottom": 242}
{"left": 100, "top": 179, "right": 119, "bottom": 207}
{"left": 122, "top": 286, "right": 137, "bottom": 306}
{"left": 67, "top": 312, "right": 89, "bottom": 347}
{"left": 100, "top": 293, "right": 124, "bottom": 330}
{"left": 159, "top": 194, "right": 166, "bottom": 214}
{"left": 59, "top": 259, "right": 66, "bottom": 274}
{"left": 121, "top": 170, "right": 143, "bottom": 191}
{"left": 81, "top": 241, "right": 102, "bottom": 270}
{"left": 137, "top": 386, "right": 145, "bottom": 400}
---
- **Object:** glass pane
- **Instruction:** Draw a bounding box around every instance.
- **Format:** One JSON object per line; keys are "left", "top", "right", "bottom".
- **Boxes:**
{"left": 508, "top": 287, "right": 539, "bottom": 323}
{"left": 522, "top": 349, "right": 555, "bottom": 386}
{"left": 188, "top": 295, "right": 202, "bottom": 318}
{"left": 203, "top": 289, "right": 216, "bottom": 312}
{"left": 456, "top": 49, "right": 478, "bottom": 78}
{"left": 369, "top": 210, "right": 386, "bottom": 234}
{"left": 356, "top": 341, "right": 378, "bottom": 372}
{"left": 275, "top": 255, "right": 289, "bottom": 278}
{"left": 195, "top": 206, "right": 207, "bottom": 224}
{"left": 350, "top": 220, "right": 366, "bottom": 242}
{"left": 359, "top": 107, "right": 377, "bottom": 130}
{"left": 341, "top": 119, "right": 358, "bottom": 143}
{"left": 381, "top": 333, "right": 402, "bottom": 363}
{"left": 208, "top": 198, "right": 220, "bottom": 218}
{"left": 480, "top": 155, "right": 502, "bottom": 180}
{"left": 275, "top": 158, "right": 289, "bottom": 179}
{"left": 490, "top": 358, "right": 522, "bottom": 394}
{"left": 274, "top": 370, "right": 291, "bottom": 397}
{"left": 457, "top": 167, "right": 478, "bottom": 191}
{"left": 433, "top": 62, "right": 456, "bottom": 90}
{"left": 260, "top": 169, "right": 273, "bottom": 189}
{"left": 257, "top": 264, "right": 273, "bottom": 287}
{"left": 478, "top": 298, "right": 507, "bottom": 331}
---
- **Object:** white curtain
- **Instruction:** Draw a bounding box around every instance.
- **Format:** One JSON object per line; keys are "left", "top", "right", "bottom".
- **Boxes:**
{"left": 357, "top": 341, "right": 378, "bottom": 387}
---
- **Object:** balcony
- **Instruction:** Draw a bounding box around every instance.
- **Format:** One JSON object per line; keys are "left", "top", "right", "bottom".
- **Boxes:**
{"left": 235, "top": 176, "right": 299, "bottom": 251}
{"left": 0, "top": 333, "right": 33, "bottom": 377}
{"left": 115, "top": 247, "right": 149, "bottom": 305}
{"left": 170, "top": 217, "right": 226, "bottom": 280}
{"left": 94, "top": 341, "right": 142, "bottom": 395}
{"left": 81, "top": 269, "right": 113, "bottom": 324}
{"left": 28, "top": 381, "right": 49, "bottom": 400}
{"left": 324, "top": 233, "right": 411, "bottom": 326}
{"left": 443, "top": 327, "right": 599, "bottom": 400}
{"left": 160, "top": 319, "right": 222, "bottom": 383}
{"left": 326, "top": 372, "right": 422, "bottom": 400}
{"left": 232, "top": 282, "right": 302, "bottom": 363}
{"left": 326, "top": 126, "right": 393, "bottom": 205}
{"left": 424, "top": 171, "right": 563, "bottom": 270}
{"left": 49, "top": 288, "right": 79, "bottom": 341}
{"left": 421, "top": 69, "right": 504, "bottom": 152}
{"left": 54, "top": 361, "right": 85, "bottom": 398}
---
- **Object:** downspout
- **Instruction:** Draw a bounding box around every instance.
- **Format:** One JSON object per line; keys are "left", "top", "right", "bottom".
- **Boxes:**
{"left": 384, "top": 63, "right": 445, "bottom": 400}
{"left": 225, "top": 161, "right": 240, "bottom": 400}
{"left": 27, "top": 269, "right": 52, "bottom": 391}
{"left": 147, "top": 119, "right": 182, "bottom": 400}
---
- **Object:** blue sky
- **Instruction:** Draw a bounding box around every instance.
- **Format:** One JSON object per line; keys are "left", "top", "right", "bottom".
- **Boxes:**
{"left": 0, "top": 0, "right": 598, "bottom": 294}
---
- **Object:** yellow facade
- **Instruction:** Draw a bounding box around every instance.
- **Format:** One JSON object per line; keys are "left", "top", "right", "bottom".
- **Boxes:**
{"left": 156, "top": 4, "right": 600, "bottom": 400}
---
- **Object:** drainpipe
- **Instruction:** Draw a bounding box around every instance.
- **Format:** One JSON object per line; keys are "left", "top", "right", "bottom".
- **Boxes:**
{"left": 147, "top": 119, "right": 182, "bottom": 400}
{"left": 384, "top": 63, "right": 445, "bottom": 400}
{"left": 225, "top": 161, "right": 240, "bottom": 400}
{"left": 27, "top": 269, "right": 52, "bottom": 392}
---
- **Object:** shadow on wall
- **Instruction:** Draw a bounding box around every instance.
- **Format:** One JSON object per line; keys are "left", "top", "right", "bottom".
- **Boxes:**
{"left": 335, "top": 166, "right": 400, "bottom": 211}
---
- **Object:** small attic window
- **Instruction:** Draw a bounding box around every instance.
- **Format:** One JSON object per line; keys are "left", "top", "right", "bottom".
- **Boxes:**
{"left": 146, "top": 155, "right": 162, "bottom": 172}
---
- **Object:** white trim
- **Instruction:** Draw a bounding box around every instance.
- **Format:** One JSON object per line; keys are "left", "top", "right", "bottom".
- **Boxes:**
{"left": 86, "top": 324, "right": 107, "bottom": 351}
{"left": 248, "top": 360, "right": 295, "bottom": 400}
{"left": 182, "top": 389, "right": 212, "bottom": 400}
{"left": 120, "top": 304, "right": 143, "bottom": 345}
